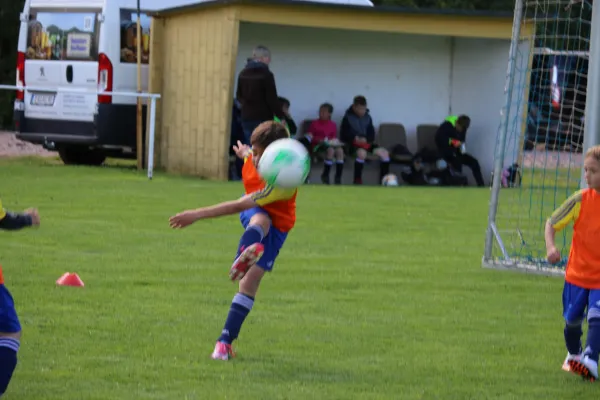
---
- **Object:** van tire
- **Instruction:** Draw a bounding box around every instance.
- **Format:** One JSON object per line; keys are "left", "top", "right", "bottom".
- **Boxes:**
{"left": 58, "top": 146, "right": 106, "bottom": 166}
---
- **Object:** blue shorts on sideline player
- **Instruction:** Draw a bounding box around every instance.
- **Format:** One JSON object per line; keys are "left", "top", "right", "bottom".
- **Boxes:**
{"left": 563, "top": 281, "right": 600, "bottom": 323}
{"left": 239, "top": 207, "right": 287, "bottom": 271}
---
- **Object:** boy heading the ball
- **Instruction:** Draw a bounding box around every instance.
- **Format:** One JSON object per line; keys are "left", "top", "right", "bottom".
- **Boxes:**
{"left": 545, "top": 145, "right": 600, "bottom": 381}
{"left": 169, "top": 121, "right": 297, "bottom": 360}
{"left": 0, "top": 199, "right": 40, "bottom": 395}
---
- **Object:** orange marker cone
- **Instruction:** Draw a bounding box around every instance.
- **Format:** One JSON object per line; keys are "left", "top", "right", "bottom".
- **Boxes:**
{"left": 56, "top": 272, "right": 85, "bottom": 287}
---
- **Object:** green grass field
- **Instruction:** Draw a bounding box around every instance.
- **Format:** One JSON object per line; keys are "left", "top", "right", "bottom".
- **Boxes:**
{"left": 0, "top": 157, "right": 595, "bottom": 399}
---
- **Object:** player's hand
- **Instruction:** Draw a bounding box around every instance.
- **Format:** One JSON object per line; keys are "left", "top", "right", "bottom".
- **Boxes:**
{"left": 232, "top": 140, "right": 250, "bottom": 159}
{"left": 546, "top": 246, "right": 561, "bottom": 264}
{"left": 450, "top": 139, "right": 462, "bottom": 148}
{"left": 24, "top": 208, "right": 40, "bottom": 226}
{"left": 169, "top": 210, "right": 199, "bottom": 229}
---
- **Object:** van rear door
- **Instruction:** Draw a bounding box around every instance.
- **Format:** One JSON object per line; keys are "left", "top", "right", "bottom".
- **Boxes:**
{"left": 24, "top": 9, "right": 101, "bottom": 122}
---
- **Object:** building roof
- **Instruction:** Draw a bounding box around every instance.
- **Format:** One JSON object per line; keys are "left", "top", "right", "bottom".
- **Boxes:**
{"left": 151, "top": 0, "right": 514, "bottom": 19}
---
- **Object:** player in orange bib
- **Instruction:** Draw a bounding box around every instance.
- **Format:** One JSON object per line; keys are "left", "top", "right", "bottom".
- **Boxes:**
{"left": 545, "top": 145, "right": 600, "bottom": 381}
{"left": 169, "top": 121, "right": 297, "bottom": 360}
{"left": 0, "top": 199, "right": 40, "bottom": 395}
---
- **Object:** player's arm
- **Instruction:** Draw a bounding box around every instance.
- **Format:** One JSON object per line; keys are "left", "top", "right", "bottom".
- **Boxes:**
{"left": 169, "top": 186, "right": 295, "bottom": 228}
{"left": 545, "top": 190, "right": 582, "bottom": 260}
{"left": 0, "top": 200, "right": 40, "bottom": 230}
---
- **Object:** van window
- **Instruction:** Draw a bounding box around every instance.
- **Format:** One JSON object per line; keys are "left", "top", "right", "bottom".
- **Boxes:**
{"left": 26, "top": 11, "right": 100, "bottom": 61}
{"left": 120, "top": 10, "right": 151, "bottom": 64}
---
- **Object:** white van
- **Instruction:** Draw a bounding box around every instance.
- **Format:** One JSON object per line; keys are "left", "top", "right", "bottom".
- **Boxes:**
{"left": 13, "top": 0, "right": 203, "bottom": 165}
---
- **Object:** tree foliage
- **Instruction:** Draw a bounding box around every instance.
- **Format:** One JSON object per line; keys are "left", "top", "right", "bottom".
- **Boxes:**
{"left": 0, "top": 0, "right": 25, "bottom": 130}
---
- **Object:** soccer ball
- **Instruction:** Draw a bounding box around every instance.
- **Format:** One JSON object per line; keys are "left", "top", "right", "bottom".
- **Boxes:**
{"left": 257, "top": 138, "right": 310, "bottom": 188}
{"left": 381, "top": 173, "right": 399, "bottom": 186}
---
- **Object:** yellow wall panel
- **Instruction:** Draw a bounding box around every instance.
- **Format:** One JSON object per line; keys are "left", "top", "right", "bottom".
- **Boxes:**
{"left": 238, "top": 4, "right": 516, "bottom": 40}
{"left": 156, "top": 7, "right": 239, "bottom": 179}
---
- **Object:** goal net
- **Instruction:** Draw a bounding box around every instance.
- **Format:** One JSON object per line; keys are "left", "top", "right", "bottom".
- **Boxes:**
{"left": 483, "top": 0, "right": 594, "bottom": 275}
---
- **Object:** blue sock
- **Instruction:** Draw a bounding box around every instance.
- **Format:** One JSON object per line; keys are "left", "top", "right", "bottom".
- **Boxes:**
{"left": 236, "top": 225, "right": 265, "bottom": 258}
{"left": 584, "top": 318, "right": 600, "bottom": 362}
{"left": 564, "top": 321, "right": 583, "bottom": 355}
{"left": 0, "top": 338, "right": 19, "bottom": 395}
{"left": 218, "top": 293, "right": 254, "bottom": 344}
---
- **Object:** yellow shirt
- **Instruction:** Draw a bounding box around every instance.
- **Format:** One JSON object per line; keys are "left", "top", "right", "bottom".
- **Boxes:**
{"left": 549, "top": 190, "right": 582, "bottom": 231}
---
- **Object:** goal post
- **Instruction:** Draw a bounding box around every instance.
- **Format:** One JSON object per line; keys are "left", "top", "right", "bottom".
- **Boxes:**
{"left": 483, "top": 0, "right": 599, "bottom": 275}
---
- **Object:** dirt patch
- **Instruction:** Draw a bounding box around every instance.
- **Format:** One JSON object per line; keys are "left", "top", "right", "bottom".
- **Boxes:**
{"left": 0, "top": 131, "right": 57, "bottom": 158}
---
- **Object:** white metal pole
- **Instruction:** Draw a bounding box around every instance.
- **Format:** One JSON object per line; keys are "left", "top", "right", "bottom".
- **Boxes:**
{"left": 484, "top": 0, "right": 524, "bottom": 260}
{"left": 147, "top": 97, "right": 157, "bottom": 180}
{"left": 581, "top": 0, "right": 600, "bottom": 188}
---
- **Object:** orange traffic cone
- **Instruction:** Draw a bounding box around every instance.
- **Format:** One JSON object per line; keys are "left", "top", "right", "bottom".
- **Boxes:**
{"left": 56, "top": 272, "right": 85, "bottom": 287}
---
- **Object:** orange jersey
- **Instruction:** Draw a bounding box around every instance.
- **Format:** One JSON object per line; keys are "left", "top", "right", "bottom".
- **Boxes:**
{"left": 242, "top": 154, "right": 297, "bottom": 232}
{"left": 550, "top": 188, "right": 600, "bottom": 288}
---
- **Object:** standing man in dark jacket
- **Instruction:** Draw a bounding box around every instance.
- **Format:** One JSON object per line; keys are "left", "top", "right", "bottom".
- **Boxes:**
{"left": 435, "top": 115, "right": 484, "bottom": 186}
{"left": 236, "top": 46, "right": 285, "bottom": 143}
{"left": 340, "top": 95, "right": 390, "bottom": 185}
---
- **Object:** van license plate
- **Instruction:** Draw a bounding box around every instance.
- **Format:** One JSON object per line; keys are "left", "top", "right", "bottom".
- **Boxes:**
{"left": 31, "top": 93, "right": 56, "bottom": 107}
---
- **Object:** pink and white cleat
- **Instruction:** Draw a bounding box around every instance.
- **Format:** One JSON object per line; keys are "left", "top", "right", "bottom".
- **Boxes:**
{"left": 562, "top": 353, "right": 581, "bottom": 372}
{"left": 568, "top": 354, "right": 599, "bottom": 382}
{"left": 229, "top": 243, "right": 264, "bottom": 281}
{"left": 211, "top": 341, "right": 235, "bottom": 360}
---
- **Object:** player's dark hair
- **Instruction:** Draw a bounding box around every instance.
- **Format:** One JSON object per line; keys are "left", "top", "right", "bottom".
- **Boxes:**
{"left": 250, "top": 121, "right": 289, "bottom": 150}
{"left": 353, "top": 96, "right": 367, "bottom": 106}
{"left": 278, "top": 97, "right": 290, "bottom": 108}
{"left": 457, "top": 115, "right": 471, "bottom": 130}
{"left": 320, "top": 103, "right": 333, "bottom": 113}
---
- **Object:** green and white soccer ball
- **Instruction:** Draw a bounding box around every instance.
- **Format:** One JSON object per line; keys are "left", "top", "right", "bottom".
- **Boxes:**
{"left": 258, "top": 138, "right": 310, "bottom": 189}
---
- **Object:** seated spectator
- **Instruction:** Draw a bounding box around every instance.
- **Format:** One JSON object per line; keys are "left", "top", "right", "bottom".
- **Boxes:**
{"left": 340, "top": 95, "right": 390, "bottom": 185}
{"left": 434, "top": 115, "right": 484, "bottom": 187}
{"left": 306, "top": 103, "right": 344, "bottom": 185}
{"left": 278, "top": 97, "right": 297, "bottom": 136}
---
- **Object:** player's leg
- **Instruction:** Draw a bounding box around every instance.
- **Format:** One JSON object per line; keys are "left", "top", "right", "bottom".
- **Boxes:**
{"left": 373, "top": 146, "right": 391, "bottom": 183}
{"left": 321, "top": 146, "right": 335, "bottom": 185}
{"left": 570, "top": 289, "right": 600, "bottom": 381}
{"left": 354, "top": 148, "right": 367, "bottom": 184}
{"left": 562, "top": 282, "right": 588, "bottom": 374}
{"left": 213, "top": 227, "right": 287, "bottom": 360}
{"left": 212, "top": 266, "right": 266, "bottom": 360}
{"left": 0, "top": 285, "right": 22, "bottom": 396}
{"left": 334, "top": 146, "right": 344, "bottom": 185}
{"left": 458, "top": 154, "right": 484, "bottom": 187}
{"left": 229, "top": 209, "right": 271, "bottom": 281}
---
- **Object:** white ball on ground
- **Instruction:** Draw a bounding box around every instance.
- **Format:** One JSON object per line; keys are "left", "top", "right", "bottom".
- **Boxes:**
{"left": 381, "top": 173, "right": 399, "bottom": 186}
{"left": 257, "top": 138, "right": 310, "bottom": 189}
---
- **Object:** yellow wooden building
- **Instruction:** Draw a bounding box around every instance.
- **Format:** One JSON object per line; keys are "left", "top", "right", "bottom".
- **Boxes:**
{"left": 147, "top": 0, "right": 523, "bottom": 180}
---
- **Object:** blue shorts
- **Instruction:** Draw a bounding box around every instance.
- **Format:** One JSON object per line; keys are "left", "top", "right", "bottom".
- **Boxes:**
{"left": 0, "top": 285, "right": 20, "bottom": 333}
{"left": 239, "top": 207, "right": 288, "bottom": 271}
{"left": 563, "top": 281, "right": 600, "bottom": 323}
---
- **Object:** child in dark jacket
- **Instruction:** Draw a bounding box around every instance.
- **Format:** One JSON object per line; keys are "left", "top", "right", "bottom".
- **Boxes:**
{"left": 340, "top": 95, "right": 390, "bottom": 185}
